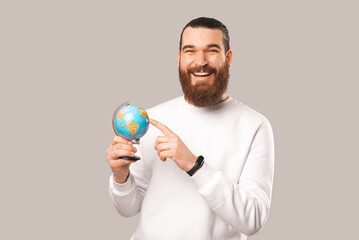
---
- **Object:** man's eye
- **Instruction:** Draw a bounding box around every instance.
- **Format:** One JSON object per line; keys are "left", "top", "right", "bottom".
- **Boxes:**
{"left": 185, "top": 50, "right": 194, "bottom": 53}
{"left": 208, "top": 49, "right": 219, "bottom": 53}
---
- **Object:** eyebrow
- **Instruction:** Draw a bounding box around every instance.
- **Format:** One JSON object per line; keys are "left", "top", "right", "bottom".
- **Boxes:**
{"left": 182, "top": 45, "right": 195, "bottom": 51}
{"left": 181, "top": 44, "right": 222, "bottom": 51}
{"left": 207, "top": 44, "right": 221, "bottom": 50}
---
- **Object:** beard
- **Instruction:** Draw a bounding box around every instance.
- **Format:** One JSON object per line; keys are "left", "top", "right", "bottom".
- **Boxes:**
{"left": 178, "top": 60, "right": 230, "bottom": 107}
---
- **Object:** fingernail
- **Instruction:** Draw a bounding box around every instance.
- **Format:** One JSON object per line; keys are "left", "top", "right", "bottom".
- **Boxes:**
{"left": 128, "top": 141, "right": 132, "bottom": 145}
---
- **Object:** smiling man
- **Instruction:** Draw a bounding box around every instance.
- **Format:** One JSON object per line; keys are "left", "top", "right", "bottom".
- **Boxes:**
{"left": 178, "top": 26, "right": 232, "bottom": 107}
{"left": 106, "top": 17, "right": 275, "bottom": 240}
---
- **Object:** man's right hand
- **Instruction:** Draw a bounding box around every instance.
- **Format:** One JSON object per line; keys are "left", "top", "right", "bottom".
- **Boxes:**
{"left": 106, "top": 136, "right": 138, "bottom": 184}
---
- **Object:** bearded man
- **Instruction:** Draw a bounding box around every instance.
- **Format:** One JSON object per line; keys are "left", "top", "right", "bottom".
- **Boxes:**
{"left": 106, "top": 17, "right": 275, "bottom": 240}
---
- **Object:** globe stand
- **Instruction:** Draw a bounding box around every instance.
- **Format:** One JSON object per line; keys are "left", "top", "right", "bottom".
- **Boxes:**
{"left": 118, "top": 156, "right": 141, "bottom": 161}
{"left": 118, "top": 140, "right": 141, "bottom": 161}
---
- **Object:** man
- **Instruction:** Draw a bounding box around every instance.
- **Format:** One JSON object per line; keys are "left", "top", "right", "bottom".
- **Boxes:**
{"left": 106, "top": 17, "right": 275, "bottom": 240}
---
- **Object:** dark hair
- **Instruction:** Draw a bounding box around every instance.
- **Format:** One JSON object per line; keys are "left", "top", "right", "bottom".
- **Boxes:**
{"left": 179, "top": 17, "right": 230, "bottom": 53}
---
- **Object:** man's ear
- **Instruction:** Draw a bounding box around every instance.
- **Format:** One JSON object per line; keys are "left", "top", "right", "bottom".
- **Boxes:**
{"left": 177, "top": 50, "right": 181, "bottom": 67}
{"left": 226, "top": 49, "right": 233, "bottom": 68}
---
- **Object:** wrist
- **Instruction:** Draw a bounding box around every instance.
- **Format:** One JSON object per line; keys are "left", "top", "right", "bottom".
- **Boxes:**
{"left": 185, "top": 154, "right": 198, "bottom": 171}
{"left": 113, "top": 170, "right": 129, "bottom": 184}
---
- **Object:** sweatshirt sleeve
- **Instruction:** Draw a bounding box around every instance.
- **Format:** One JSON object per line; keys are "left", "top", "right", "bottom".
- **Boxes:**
{"left": 190, "top": 120, "right": 275, "bottom": 236}
{"left": 108, "top": 150, "right": 149, "bottom": 217}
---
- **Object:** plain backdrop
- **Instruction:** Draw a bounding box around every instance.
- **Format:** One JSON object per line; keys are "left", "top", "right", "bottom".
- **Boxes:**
{"left": 1, "top": 0, "right": 358, "bottom": 239}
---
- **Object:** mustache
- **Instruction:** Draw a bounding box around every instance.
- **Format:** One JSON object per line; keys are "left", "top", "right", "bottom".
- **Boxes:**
{"left": 187, "top": 65, "right": 217, "bottom": 74}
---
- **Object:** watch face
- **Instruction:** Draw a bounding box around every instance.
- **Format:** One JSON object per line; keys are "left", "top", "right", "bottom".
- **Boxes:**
{"left": 197, "top": 155, "right": 204, "bottom": 164}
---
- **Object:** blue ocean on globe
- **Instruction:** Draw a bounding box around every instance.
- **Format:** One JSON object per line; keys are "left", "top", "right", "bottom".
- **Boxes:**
{"left": 114, "top": 104, "right": 149, "bottom": 141}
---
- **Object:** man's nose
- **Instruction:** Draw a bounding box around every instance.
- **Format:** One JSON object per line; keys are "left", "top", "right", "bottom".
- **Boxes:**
{"left": 194, "top": 52, "right": 208, "bottom": 67}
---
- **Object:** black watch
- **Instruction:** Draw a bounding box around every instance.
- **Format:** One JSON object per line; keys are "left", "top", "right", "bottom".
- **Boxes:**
{"left": 186, "top": 155, "right": 205, "bottom": 176}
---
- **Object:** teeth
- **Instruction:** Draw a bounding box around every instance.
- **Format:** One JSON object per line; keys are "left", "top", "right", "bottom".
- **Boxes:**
{"left": 193, "top": 72, "right": 210, "bottom": 76}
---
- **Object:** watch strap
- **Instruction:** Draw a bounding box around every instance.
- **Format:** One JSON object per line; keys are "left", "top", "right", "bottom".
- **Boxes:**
{"left": 187, "top": 155, "right": 204, "bottom": 176}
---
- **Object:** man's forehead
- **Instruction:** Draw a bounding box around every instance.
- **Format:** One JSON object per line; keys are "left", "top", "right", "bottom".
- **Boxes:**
{"left": 181, "top": 27, "right": 224, "bottom": 48}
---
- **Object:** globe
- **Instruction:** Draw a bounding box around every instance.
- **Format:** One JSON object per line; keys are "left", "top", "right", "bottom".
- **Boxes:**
{"left": 113, "top": 102, "right": 150, "bottom": 142}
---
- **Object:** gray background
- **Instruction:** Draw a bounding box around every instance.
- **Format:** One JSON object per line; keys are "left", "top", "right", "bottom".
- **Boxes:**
{"left": 1, "top": 0, "right": 358, "bottom": 239}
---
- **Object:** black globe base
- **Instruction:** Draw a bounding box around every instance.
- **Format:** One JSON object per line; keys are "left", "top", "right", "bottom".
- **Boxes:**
{"left": 119, "top": 156, "right": 141, "bottom": 161}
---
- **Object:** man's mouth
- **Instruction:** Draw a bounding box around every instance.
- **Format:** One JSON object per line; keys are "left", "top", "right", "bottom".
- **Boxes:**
{"left": 192, "top": 72, "right": 212, "bottom": 77}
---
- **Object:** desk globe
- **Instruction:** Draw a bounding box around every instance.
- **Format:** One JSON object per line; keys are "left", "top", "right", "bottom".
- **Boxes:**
{"left": 112, "top": 102, "right": 149, "bottom": 160}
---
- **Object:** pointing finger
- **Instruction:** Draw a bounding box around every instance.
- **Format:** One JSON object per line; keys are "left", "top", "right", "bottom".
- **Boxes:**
{"left": 150, "top": 118, "right": 176, "bottom": 136}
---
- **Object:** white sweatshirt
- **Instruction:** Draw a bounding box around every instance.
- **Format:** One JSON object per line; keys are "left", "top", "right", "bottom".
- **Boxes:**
{"left": 109, "top": 96, "right": 275, "bottom": 240}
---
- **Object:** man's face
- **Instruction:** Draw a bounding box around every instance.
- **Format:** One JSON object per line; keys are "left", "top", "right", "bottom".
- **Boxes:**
{"left": 178, "top": 27, "right": 233, "bottom": 107}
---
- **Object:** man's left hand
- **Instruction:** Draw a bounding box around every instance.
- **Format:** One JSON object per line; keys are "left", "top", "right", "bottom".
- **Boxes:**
{"left": 150, "top": 118, "right": 197, "bottom": 172}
